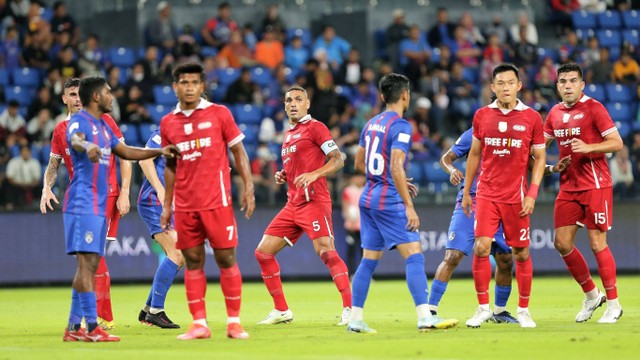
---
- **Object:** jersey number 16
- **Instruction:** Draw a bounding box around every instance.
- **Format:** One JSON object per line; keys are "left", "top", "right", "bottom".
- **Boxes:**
{"left": 364, "top": 135, "right": 384, "bottom": 176}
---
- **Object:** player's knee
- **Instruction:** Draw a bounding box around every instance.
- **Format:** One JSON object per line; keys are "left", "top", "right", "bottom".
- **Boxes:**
{"left": 443, "top": 251, "right": 464, "bottom": 268}
{"left": 495, "top": 254, "right": 513, "bottom": 271}
{"left": 474, "top": 242, "right": 492, "bottom": 257}
{"left": 553, "top": 237, "right": 573, "bottom": 254}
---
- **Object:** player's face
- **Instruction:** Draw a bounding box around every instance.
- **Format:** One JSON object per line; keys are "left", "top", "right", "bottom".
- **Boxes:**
{"left": 284, "top": 90, "right": 310, "bottom": 122}
{"left": 490, "top": 70, "right": 522, "bottom": 106}
{"left": 174, "top": 73, "right": 204, "bottom": 109}
{"left": 62, "top": 86, "right": 82, "bottom": 114}
{"left": 556, "top": 71, "right": 585, "bottom": 106}
{"left": 97, "top": 84, "right": 113, "bottom": 113}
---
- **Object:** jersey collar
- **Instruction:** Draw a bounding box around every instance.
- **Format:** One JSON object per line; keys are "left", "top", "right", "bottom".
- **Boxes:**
{"left": 289, "top": 114, "right": 312, "bottom": 129}
{"left": 488, "top": 99, "right": 528, "bottom": 111}
{"left": 173, "top": 98, "right": 213, "bottom": 115}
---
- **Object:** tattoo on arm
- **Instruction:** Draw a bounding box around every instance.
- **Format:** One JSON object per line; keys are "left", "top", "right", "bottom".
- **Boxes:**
{"left": 44, "top": 157, "right": 62, "bottom": 188}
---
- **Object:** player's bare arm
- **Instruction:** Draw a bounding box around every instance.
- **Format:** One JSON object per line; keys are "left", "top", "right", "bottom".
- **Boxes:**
{"left": 390, "top": 148, "right": 419, "bottom": 231}
{"left": 40, "top": 156, "right": 62, "bottom": 213}
{"left": 440, "top": 147, "right": 463, "bottom": 186}
{"left": 70, "top": 132, "right": 101, "bottom": 162}
{"left": 571, "top": 131, "right": 623, "bottom": 154}
{"left": 139, "top": 157, "right": 165, "bottom": 204}
{"left": 112, "top": 142, "right": 179, "bottom": 162}
{"left": 520, "top": 146, "right": 546, "bottom": 217}
{"left": 161, "top": 156, "right": 177, "bottom": 231}
{"left": 230, "top": 141, "right": 255, "bottom": 219}
{"left": 117, "top": 157, "right": 132, "bottom": 216}
{"left": 293, "top": 148, "right": 344, "bottom": 188}
{"left": 462, "top": 138, "right": 482, "bottom": 217}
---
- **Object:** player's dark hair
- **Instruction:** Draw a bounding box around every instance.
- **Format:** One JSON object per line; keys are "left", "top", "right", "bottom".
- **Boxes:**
{"left": 557, "top": 63, "right": 583, "bottom": 80}
{"left": 172, "top": 62, "right": 205, "bottom": 83}
{"left": 285, "top": 85, "right": 307, "bottom": 96}
{"left": 219, "top": 1, "right": 230, "bottom": 10}
{"left": 492, "top": 63, "right": 520, "bottom": 81}
{"left": 379, "top": 73, "right": 410, "bottom": 104}
{"left": 64, "top": 77, "right": 80, "bottom": 90}
{"left": 79, "top": 76, "right": 107, "bottom": 107}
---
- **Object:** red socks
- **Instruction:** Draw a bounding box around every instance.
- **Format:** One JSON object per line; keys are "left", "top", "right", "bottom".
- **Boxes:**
{"left": 472, "top": 255, "right": 491, "bottom": 305}
{"left": 255, "top": 250, "right": 289, "bottom": 311}
{"left": 184, "top": 269, "right": 207, "bottom": 320}
{"left": 220, "top": 263, "right": 242, "bottom": 317}
{"left": 595, "top": 247, "right": 618, "bottom": 300}
{"left": 515, "top": 257, "right": 532, "bottom": 308}
{"left": 320, "top": 250, "right": 352, "bottom": 308}
{"left": 562, "top": 247, "right": 596, "bottom": 293}
{"left": 94, "top": 256, "right": 113, "bottom": 321}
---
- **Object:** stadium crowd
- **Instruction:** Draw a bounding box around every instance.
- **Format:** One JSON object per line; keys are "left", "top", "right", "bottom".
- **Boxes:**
{"left": 1, "top": 0, "right": 640, "bottom": 210}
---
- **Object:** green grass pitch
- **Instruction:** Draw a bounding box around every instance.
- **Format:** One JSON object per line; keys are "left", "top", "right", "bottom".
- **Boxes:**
{"left": 1, "top": 276, "right": 638, "bottom": 359}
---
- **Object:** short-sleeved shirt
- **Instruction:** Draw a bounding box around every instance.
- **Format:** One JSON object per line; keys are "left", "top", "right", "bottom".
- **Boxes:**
{"left": 451, "top": 128, "right": 478, "bottom": 207}
{"left": 63, "top": 110, "right": 120, "bottom": 215}
{"left": 359, "top": 111, "right": 412, "bottom": 211}
{"left": 160, "top": 99, "right": 244, "bottom": 212}
{"left": 472, "top": 100, "right": 545, "bottom": 204}
{"left": 138, "top": 129, "right": 165, "bottom": 207}
{"left": 281, "top": 114, "right": 336, "bottom": 206}
{"left": 205, "top": 16, "right": 238, "bottom": 44}
{"left": 544, "top": 94, "right": 617, "bottom": 191}
{"left": 398, "top": 38, "right": 431, "bottom": 67}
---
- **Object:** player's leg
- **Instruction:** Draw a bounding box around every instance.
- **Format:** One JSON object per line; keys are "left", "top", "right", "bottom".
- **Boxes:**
{"left": 96, "top": 196, "right": 118, "bottom": 329}
{"left": 213, "top": 247, "right": 249, "bottom": 339}
{"left": 490, "top": 226, "right": 517, "bottom": 323}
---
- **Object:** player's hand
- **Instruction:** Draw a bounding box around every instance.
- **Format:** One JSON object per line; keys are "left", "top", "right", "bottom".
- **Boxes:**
{"left": 156, "top": 187, "right": 165, "bottom": 205}
{"left": 86, "top": 143, "right": 102, "bottom": 163}
{"left": 40, "top": 187, "right": 59, "bottom": 213}
{"left": 274, "top": 170, "right": 287, "bottom": 185}
{"left": 294, "top": 172, "right": 318, "bottom": 188}
{"left": 449, "top": 169, "right": 464, "bottom": 186}
{"left": 405, "top": 205, "right": 420, "bottom": 232}
{"left": 553, "top": 155, "right": 572, "bottom": 173}
{"left": 406, "top": 177, "right": 419, "bottom": 198}
{"left": 161, "top": 145, "right": 181, "bottom": 158}
{"left": 240, "top": 186, "right": 255, "bottom": 219}
{"left": 520, "top": 196, "right": 536, "bottom": 217}
{"left": 160, "top": 206, "right": 173, "bottom": 231}
{"left": 461, "top": 193, "right": 473, "bottom": 217}
{"left": 116, "top": 191, "right": 130, "bottom": 216}
{"left": 571, "top": 138, "right": 592, "bottom": 154}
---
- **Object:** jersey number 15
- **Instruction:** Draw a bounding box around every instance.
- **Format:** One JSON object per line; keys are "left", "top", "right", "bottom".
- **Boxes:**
{"left": 364, "top": 135, "right": 384, "bottom": 176}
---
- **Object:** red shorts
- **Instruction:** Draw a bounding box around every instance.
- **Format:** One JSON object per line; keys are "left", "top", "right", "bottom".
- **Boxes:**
{"left": 106, "top": 195, "right": 120, "bottom": 240}
{"left": 174, "top": 206, "right": 238, "bottom": 250}
{"left": 264, "top": 201, "right": 333, "bottom": 246}
{"left": 554, "top": 188, "right": 613, "bottom": 231}
{"left": 475, "top": 198, "right": 530, "bottom": 248}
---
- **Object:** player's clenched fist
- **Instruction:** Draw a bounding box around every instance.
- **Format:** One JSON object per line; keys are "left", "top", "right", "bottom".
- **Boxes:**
{"left": 274, "top": 170, "right": 287, "bottom": 184}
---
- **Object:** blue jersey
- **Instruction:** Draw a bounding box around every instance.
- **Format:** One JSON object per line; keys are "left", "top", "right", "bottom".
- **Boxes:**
{"left": 137, "top": 129, "right": 165, "bottom": 207}
{"left": 63, "top": 110, "right": 120, "bottom": 215}
{"left": 452, "top": 128, "right": 479, "bottom": 207}
{"left": 359, "top": 111, "right": 412, "bottom": 211}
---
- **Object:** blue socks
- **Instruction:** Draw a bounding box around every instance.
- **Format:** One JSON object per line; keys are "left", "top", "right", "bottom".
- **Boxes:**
{"left": 68, "top": 289, "right": 83, "bottom": 329}
{"left": 405, "top": 253, "right": 428, "bottom": 306}
{"left": 428, "top": 279, "right": 448, "bottom": 307}
{"left": 78, "top": 291, "right": 97, "bottom": 330}
{"left": 495, "top": 285, "right": 512, "bottom": 308}
{"left": 150, "top": 258, "right": 180, "bottom": 309}
{"left": 352, "top": 258, "right": 378, "bottom": 308}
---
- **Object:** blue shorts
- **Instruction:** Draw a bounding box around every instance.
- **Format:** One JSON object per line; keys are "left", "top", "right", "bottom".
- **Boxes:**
{"left": 447, "top": 208, "right": 510, "bottom": 256}
{"left": 360, "top": 207, "right": 420, "bottom": 251}
{"left": 63, "top": 213, "right": 107, "bottom": 255}
{"left": 138, "top": 203, "right": 164, "bottom": 237}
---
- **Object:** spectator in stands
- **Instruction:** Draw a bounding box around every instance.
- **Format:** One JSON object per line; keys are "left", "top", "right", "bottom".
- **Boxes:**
{"left": 351, "top": 79, "right": 378, "bottom": 109}
{"left": 509, "top": 12, "right": 538, "bottom": 46}
{"left": 386, "top": 9, "right": 410, "bottom": 69}
{"left": 399, "top": 24, "right": 432, "bottom": 91}
{"left": 201, "top": 2, "right": 238, "bottom": 49}
{"left": 613, "top": 51, "right": 640, "bottom": 84}
{"left": 26, "top": 107, "right": 54, "bottom": 143}
{"left": 26, "top": 1, "right": 52, "bottom": 47}
{"left": 484, "top": 15, "right": 509, "bottom": 45}
{"left": 284, "top": 35, "right": 308, "bottom": 72}
{"left": 458, "top": 12, "right": 485, "bottom": 46}
{"left": 482, "top": 33, "right": 504, "bottom": 63}
{"left": 144, "top": 1, "right": 177, "bottom": 53}
{"left": 175, "top": 24, "right": 201, "bottom": 64}
{"left": 480, "top": 51, "right": 502, "bottom": 84}
{"left": 140, "top": 45, "right": 162, "bottom": 83}
{"left": 586, "top": 47, "right": 614, "bottom": 84}
{"left": 26, "top": 85, "right": 60, "bottom": 121}
{"left": 77, "top": 33, "right": 106, "bottom": 76}
{"left": 225, "top": 67, "right": 262, "bottom": 104}
{"left": 582, "top": 36, "right": 600, "bottom": 69}
{"left": 538, "top": 56, "right": 559, "bottom": 83}
{"left": 510, "top": 25, "right": 538, "bottom": 68}
{"left": 49, "top": 29, "right": 72, "bottom": 61}
{"left": 122, "top": 85, "right": 151, "bottom": 124}
{"left": 242, "top": 23, "right": 258, "bottom": 51}
{"left": 305, "top": 57, "right": 337, "bottom": 125}
{"left": 22, "top": 28, "right": 53, "bottom": 70}
{"left": 261, "top": 4, "right": 285, "bottom": 41}
{"left": 534, "top": 64, "right": 558, "bottom": 103}
{"left": 427, "top": 7, "right": 456, "bottom": 48}
{"left": 126, "top": 62, "right": 154, "bottom": 103}
{"left": 550, "top": 0, "right": 580, "bottom": 36}
{"left": 446, "top": 61, "right": 477, "bottom": 132}
{"left": 411, "top": 96, "right": 440, "bottom": 142}
{"left": 0, "top": 100, "right": 26, "bottom": 143}
{"left": 1, "top": 25, "right": 21, "bottom": 70}
{"left": 2, "top": 144, "right": 40, "bottom": 209}
{"left": 610, "top": 145, "right": 636, "bottom": 199}
{"left": 43, "top": 67, "right": 64, "bottom": 99}
{"left": 450, "top": 26, "right": 481, "bottom": 67}
{"left": 559, "top": 30, "right": 584, "bottom": 64}
{"left": 336, "top": 48, "right": 363, "bottom": 86}
{"left": 106, "top": 66, "right": 126, "bottom": 106}
{"left": 8, "top": 0, "right": 29, "bottom": 28}
{"left": 53, "top": 45, "right": 80, "bottom": 79}
{"left": 254, "top": 26, "right": 284, "bottom": 69}
{"left": 312, "top": 25, "right": 351, "bottom": 71}
{"left": 216, "top": 30, "right": 255, "bottom": 69}
{"left": 51, "top": 1, "right": 79, "bottom": 46}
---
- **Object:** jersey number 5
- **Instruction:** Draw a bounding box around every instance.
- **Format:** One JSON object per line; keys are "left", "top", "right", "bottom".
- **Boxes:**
{"left": 364, "top": 135, "right": 384, "bottom": 176}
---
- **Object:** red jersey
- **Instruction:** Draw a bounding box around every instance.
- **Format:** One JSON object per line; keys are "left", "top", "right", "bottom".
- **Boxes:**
{"left": 49, "top": 113, "right": 124, "bottom": 195}
{"left": 472, "top": 100, "right": 545, "bottom": 204}
{"left": 544, "top": 94, "right": 617, "bottom": 191}
{"left": 160, "top": 99, "right": 244, "bottom": 212}
{"left": 281, "top": 114, "right": 336, "bottom": 205}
